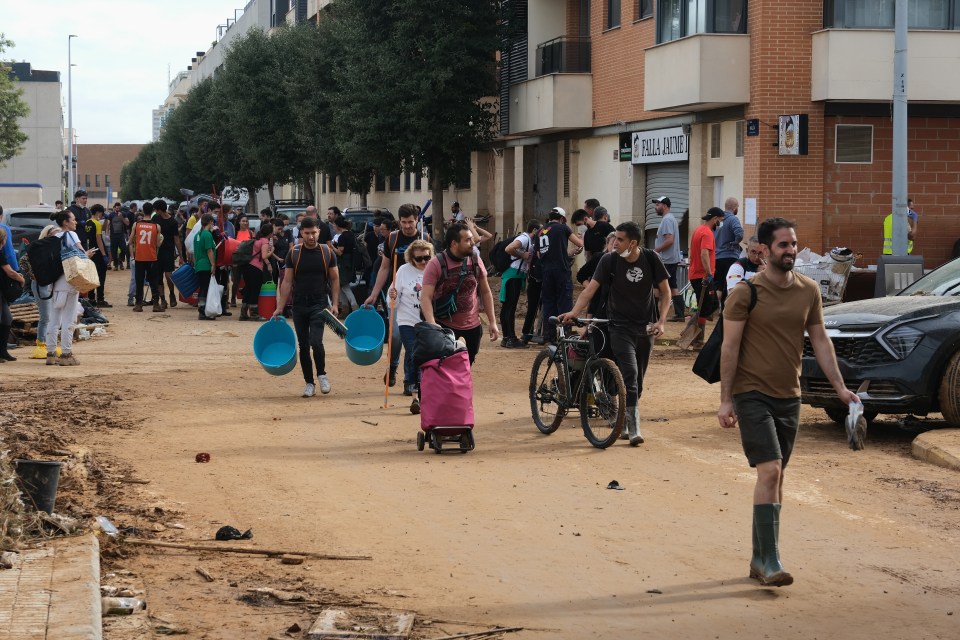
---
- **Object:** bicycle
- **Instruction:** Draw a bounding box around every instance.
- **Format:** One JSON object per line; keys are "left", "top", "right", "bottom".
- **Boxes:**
{"left": 529, "top": 316, "right": 627, "bottom": 448}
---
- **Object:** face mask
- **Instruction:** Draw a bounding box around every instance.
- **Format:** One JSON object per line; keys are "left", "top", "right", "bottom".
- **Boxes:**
{"left": 619, "top": 247, "right": 633, "bottom": 259}
{"left": 577, "top": 225, "right": 587, "bottom": 235}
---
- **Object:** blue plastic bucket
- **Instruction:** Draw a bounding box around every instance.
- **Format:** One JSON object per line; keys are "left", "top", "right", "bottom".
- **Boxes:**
{"left": 253, "top": 317, "right": 298, "bottom": 376}
{"left": 344, "top": 306, "right": 385, "bottom": 366}
{"left": 171, "top": 264, "right": 198, "bottom": 296}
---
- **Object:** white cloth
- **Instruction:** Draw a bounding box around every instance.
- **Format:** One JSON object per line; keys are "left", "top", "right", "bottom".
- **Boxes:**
{"left": 726, "top": 261, "right": 759, "bottom": 292}
{"left": 393, "top": 262, "right": 426, "bottom": 327}
{"left": 509, "top": 233, "right": 533, "bottom": 272}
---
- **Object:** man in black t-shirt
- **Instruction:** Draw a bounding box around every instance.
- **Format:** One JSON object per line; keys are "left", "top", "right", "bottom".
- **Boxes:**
{"left": 575, "top": 207, "right": 616, "bottom": 260}
{"left": 538, "top": 207, "right": 583, "bottom": 343}
{"left": 561, "top": 221, "right": 671, "bottom": 446}
{"left": 274, "top": 217, "right": 340, "bottom": 398}
{"left": 363, "top": 204, "right": 428, "bottom": 388}
{"left": 152, "top": 200, "right": 183, "bottom": 310}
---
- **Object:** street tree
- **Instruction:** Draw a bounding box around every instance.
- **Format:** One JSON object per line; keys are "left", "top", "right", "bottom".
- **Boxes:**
{"left": 0, "top": 35, "right": 30, "bottom": 167}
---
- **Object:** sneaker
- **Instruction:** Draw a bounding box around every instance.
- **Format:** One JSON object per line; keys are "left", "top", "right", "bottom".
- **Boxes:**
{"left": 133, "top": 304, "right": 143, "bottom": 312}
{"left": 59, "top": 353, "right": 79, "bottom": 366}
{"left": 199, "top": 314, "right": 215, "bottom": 321}
{"left": 169, "top": 294, "right": 177, "bottom": 308}
{"left": 384, "top": 368, "right": 397, "bottom": 387}
{"left": 403, "top": 383, "right": 414, "bottom": 397}
{"left": 159, "top": 298, "right": 168, "bottom": 311}
{"left": 97, "top": 300, "right": 113, "bottom": 308}
{"left": 410, "top": 397, "right": 421, "bottom": 415}
{"left": 303, "top": 383, "right": 316, "bottom": 398}
{"left": 500, "top": 337, "right": 517, "bottom": 348}
{"left": 152, "top": 302, "right": 163, "bottom": 312}
{"left": 127, "top": 296, "right": 135, "bottom": 307}
{"left": 46, "top": 353, "right": 57, "bottom": 366}
{"left": 318, "top": 375, "right": 331, "bottom": 394}
{"left": 220, "top": 310, "right": 233, "bottom": 317}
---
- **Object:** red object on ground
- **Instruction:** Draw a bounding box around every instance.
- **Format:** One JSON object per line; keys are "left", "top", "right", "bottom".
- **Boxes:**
{"left": 195, "top": 453, "right": 211, "bottom": 463}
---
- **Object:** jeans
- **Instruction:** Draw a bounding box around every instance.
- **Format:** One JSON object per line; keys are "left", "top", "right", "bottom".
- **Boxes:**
{"left": 540, "top": 268, "right": 573, "bottom": 342}
{"left": 609, "top": 325, "right": 654, "bottom": 407}
{"left": 292, "top": 302, "right": 327, "bottom": 383}
{"left": 31, "top": 280, "right": 52, "bottom": 340}
{"left": 88, "top": 255, "right": 108, "bottom": 303}
{"left": 500, "top": 275, "right": 523, "bottom": 340}
{"left": 522, "top": 277, "right": 542, "bottom": 338}
{"left": 398, "top": 324, "right": 418, "bottom": 387}
{"left": 111, "top": 233, "right": 127, "bottom": 267}
{"left": 135, "top": 260, "right": 160, "bottom": 304}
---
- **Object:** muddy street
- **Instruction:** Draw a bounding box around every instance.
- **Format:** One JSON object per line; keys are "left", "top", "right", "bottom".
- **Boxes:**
{"left": 3, "top": 279, "right": 959, "bottom": 639}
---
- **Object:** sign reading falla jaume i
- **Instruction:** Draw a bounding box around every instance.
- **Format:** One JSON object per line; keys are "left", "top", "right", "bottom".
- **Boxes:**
{"left": 631, "top": 126, "right": 689, "bottom": 165}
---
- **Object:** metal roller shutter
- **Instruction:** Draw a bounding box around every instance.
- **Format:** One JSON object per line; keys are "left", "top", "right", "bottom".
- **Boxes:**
{"left": 644, "top": 164, "right": 689, "bottom": 231}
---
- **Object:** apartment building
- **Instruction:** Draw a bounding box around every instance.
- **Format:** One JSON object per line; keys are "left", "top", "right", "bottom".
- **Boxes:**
{"left": 75, "top": 144, "right": 146, "bottom": 207}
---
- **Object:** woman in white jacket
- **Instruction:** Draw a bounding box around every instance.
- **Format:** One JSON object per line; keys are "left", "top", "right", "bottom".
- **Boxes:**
{"left": 46, "top": 210, "right": 97, "bottom": 365}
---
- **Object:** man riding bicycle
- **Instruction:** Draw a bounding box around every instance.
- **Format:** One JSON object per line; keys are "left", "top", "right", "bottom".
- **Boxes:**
{"left": 560, "top": 221, "right": 671, "bottom": 446}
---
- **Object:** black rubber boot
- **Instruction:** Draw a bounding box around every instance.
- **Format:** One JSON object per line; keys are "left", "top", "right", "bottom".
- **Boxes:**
{"left": 0, "top": 325, "right": 16, "bottom": 361}
{"left": 754, "top": 503, "right": 794, "bottom": 587}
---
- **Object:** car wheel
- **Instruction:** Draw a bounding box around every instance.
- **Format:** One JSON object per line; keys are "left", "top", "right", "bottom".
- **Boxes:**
{"left": 939, "top": 351, "right": 960, "bottom": 427}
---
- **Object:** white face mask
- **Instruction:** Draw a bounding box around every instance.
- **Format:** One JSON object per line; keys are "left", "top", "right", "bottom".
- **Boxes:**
{"left": 619, "top": 246, "right": 634, "bottom": 259}
{"left": 577, "top": 225, "right": 587, "bottom": 236}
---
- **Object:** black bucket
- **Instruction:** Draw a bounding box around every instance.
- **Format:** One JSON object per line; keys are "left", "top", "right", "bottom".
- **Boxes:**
{"left": 13, "top": 459, "right": 63, "bottom": 514}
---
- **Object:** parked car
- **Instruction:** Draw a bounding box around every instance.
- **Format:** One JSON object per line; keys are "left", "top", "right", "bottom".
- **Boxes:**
{"left": 3, "top": 206, "right": 56, "bottom": 246}
{"left": 800, "top": 256, "right": 960, "bottom": 427}
{"left": 343, "top": 207, "right": 392, "bottom": 235}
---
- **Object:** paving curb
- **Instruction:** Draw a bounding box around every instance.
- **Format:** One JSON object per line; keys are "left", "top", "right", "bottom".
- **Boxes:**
{"left": 49, "top": 533, "right": 102, "bottom": 640}
{"left": 911, "top": 429, "right": 960, "bottom": 472}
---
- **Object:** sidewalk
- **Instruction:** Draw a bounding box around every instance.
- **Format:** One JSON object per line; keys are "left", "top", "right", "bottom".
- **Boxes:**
{"left": 912, "top": 428, "right": 960, "bottom": 471}
{"left": 0, "top": 534, "right": 101, "bottom": 640}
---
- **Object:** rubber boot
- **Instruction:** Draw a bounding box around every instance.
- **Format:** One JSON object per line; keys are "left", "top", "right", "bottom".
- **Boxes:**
{"left": 627, "top": 406, "right": 644, "bottom": 446}
{"left": 239, "top": 303, "right": 250, "bottom": 320}
{"left": 671, "top": 295, "right": 686, "bottom": 320}
{"left": 749, "top": 511, "right": 762, "bottom": 580}
{"left": 754, "top": 503, "right": 794, "bottom": 587}
{"left": 249, "top": 305, "right": 263, "bottom": 321}
{"left": 0, "top": 325, "right": 15, "bottom": 361}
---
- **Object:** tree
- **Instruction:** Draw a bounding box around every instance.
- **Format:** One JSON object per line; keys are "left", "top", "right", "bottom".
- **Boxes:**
{"left": 0, "top": 35, "right": 30, "bottom": 166}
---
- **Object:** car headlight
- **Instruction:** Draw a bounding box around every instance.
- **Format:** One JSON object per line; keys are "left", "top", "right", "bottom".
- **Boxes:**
{"left": 881, "top": 325, "right": 925, "bottom": 360}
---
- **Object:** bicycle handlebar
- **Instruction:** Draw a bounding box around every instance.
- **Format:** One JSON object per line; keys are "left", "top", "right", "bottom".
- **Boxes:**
{"left": 549, "top": 316, "right": 610, "bottom": 327}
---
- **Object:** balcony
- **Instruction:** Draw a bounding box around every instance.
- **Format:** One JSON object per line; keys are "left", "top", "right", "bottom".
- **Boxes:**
{"left": 812, "top": 30, "right": 960, "bottom": 102}
{"left": 536, "top": 36, "right": 591, "bottom": 77}
{"left": 643, "top": 34, "right": 750, "bottom": 112}
{"left": 508, "top": 74, "right": 592, "bottom": 135}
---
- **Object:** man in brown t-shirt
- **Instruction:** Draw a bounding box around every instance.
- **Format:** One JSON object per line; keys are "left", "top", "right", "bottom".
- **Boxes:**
{"left": 718, "top": 217, "right": 858, "bottom": 588}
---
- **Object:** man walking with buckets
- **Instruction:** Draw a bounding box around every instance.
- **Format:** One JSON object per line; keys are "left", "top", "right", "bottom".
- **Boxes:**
{"left": 560, "top": 222, "right": 671, "bottom": 446}
{"left": 718, "top": 217, "right": 858, "bottom": 587}
{"left": 273, "top": 217, "right": 340, "bottom": 397}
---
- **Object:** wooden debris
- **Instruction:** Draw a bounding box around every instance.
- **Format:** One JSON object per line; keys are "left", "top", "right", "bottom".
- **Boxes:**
{"left": 306, "top": 608, "right": 415, "bottom": 640}
{"left": 124, "top": 538, "right": 372, "bottom": 560}
{"left": 195, "top": 566, "right": 215, "bottom": 582}
{"left": 248, "top": 587, "right": 308, "bottom": 602}
{"left": 430, "top": 628, "right": 524, "bottom": 640}
{"left": 281, "top": 554, "right": 305, "bottom": 565}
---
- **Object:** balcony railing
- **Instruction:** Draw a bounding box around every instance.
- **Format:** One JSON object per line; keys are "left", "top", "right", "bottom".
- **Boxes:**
{"left": 535, "top": 36, "right": 591, "bottom": 77}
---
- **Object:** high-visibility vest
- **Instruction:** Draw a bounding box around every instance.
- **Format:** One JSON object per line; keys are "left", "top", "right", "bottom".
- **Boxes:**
{"left": 882, "top": 213, "right": 913, "bottom": 255}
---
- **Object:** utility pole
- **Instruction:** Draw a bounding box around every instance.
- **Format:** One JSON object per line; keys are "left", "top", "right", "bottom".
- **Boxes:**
{"left": 67, "top": 35, "right": 77, "bottom": 200}
{"left": 891, "top": 0, "right": 909, "bottom": 255}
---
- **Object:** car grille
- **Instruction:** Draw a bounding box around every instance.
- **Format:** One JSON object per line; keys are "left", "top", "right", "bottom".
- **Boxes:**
{"left": 803, "top": 336, "right": 893, "bottom": 365}
{"left": 803, "top": 378, "right": 902, "bottom": 397}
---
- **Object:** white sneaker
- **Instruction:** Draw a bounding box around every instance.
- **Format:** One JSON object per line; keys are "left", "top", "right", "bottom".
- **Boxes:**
{"left": 303, "top": 383, "right": 316, "bottom": 398}
{"left": 318, "top": 375, "right": 331, "bottom": 394}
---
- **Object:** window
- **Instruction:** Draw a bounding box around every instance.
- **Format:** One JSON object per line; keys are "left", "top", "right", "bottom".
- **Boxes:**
{"left": 105, "top": 174, "right": 110, "bottom": 185}
{"left": 338, "top": 177, "right": 347, "bottom": 193}
{"left": 735, "top": 120, "right": 745, "bottom": 158}
{"left": 637, "top": 0, "right": 654, "bottom": 19}
{"left": 84, "top": 174, "right": 90, "bottom": 187}
{"left": 374, "top": 174, "right": 385, "bottom": 192}
{"left": 835, "top": 125, "right": 873, "bottom": 163}
{"left": 321, "top": 173, "right": 326, "bottom": 194}
{"left": 710, "top": 123, "right": 722, "bottom": 159}
{"left": 658, "top": 0, "right": 747, "bottom": 43}
{"left": 389, "top": 175, "right": 401, "bottom": 192}
{"left": 328, "top": 174, "right": 336, "bottom": 193}
{"left": 607, "top": 0, "right": 622, "bottom": 29}
{"left": 824, "top": 0, "right": 958, "bottom": 30}
{"left": 415, "top": 172, "right": 422, "bottom": 191}
{"left": 404, "top": 172, "right": 411, "bottom": 191}
{"left": 563, "top": 141, "right": 571, "bottom": 198}
{"left": 95, "top": 175, "right": 100, "bottom": 187}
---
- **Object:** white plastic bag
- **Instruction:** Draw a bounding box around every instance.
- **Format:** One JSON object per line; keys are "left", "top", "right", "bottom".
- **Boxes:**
{"left": 185, "top": 223, "right": 202, "bottom": 259}
{"left": 205, "top": 278, "right": 223, "bottom": 318}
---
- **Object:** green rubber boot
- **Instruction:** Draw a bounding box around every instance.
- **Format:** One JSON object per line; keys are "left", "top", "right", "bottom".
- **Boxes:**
{"left": 754, "top": 503, "right": 794, "bottom": 587}
{"left": 749, "top": 511, "right": 762, "bottom": 580}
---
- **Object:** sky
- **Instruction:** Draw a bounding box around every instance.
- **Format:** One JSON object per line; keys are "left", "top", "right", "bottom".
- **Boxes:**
{"left": 3, "top": 0, "right": 247, "bottom": 144}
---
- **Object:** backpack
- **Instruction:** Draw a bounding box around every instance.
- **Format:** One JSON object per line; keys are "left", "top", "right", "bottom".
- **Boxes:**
{"left": 432, "top": 253, "right": 479, "bottom": 320}
{"left": 490, "top": 238, "right": 514, "bottom": 275}
{"left": 353, "top": 233, "right": 374, "bottom": 272}
{"left": 231, "top": 238, "right": 256, "bottom": 266}
{"left": 26, "top": 235, "right": 65, "bottom": 289}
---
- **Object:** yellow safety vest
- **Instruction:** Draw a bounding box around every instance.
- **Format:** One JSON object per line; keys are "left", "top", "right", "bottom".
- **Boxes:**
{"left": 882, "top": 213, "right": 913, "bottom": 255}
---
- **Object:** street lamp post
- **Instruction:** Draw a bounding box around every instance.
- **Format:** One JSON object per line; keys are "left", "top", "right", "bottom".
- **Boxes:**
{"left": 68, "top": 34, "right": 77, "bottom": 201}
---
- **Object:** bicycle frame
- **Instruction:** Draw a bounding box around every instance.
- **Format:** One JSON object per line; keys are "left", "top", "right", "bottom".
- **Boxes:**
{"left": 546, "top": 319, "right": 609, "bottom": 411}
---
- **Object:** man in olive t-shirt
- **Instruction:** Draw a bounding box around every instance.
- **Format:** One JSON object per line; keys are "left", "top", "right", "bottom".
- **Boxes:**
{"left": 718, "top": 217, "right": 858, "bottom": 588}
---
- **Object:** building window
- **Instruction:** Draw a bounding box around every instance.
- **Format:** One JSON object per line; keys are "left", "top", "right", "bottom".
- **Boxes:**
{"left": 389, "top": 175, "right": 401, "bottom": 192}
{"left": 658, "top": 0, "right": 748, "bottom": 43}
{"left": 710, "top": 123, "right": 722, "bottom": 159}
{"left": 835, "top": 124, "right": 873, "bottom": 163}
{"left": 415, "top": 172, "right": 423, "bottom": 191}
{"left": 329, "top": 174, "right": 336, "bottom": 193}
{"left": 321, "top": 173, "right": 326, "bottom": 194}
{"left": 105, "top": 174, "right": 110, "bottom": 186}
{"left": 607, "top": 0, "right": 622, "bottom": 29}
{"left": 404, "top": 172, "right": 411, "bottom": 191}
{"left": 823, "top": 0, "right": 958, "bottom": 30}
{"left": 563, "top": 141, "right": 571, "bottom": 198}
{"left": 637, "top": 0, "right": 654, "bottom": 19}
{"left": 85, "top": 175, "right": 90, "bottom": 187}
{"left": 338, "top": 177, "right": 347, "bottom": 193}
{"left": 735, "top": 120, "right": 745, "bottom": 158}
{"left": 95, "top": 175, "right": 100, "bottom": 187}
{"left": 375, "top": 174, "right": 385, "bottom": 192}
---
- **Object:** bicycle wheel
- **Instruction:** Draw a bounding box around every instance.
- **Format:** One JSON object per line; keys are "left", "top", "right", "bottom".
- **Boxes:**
{"left": 579, "top": 357, "right": 626, "bottom": 448}
{"left": 530, "top": 348, "right": 568, "bottom": 434}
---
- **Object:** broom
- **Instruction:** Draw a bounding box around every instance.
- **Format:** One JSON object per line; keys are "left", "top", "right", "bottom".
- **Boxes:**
{"left": 383, "top": 252, "right": 399, "bottom": 409}
{"left": 319, "top": 307, "right": 348, "bottom": 339}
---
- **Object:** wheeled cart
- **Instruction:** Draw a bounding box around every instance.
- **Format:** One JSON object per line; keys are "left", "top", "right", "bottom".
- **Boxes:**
{"left": 417, "top": 351, "right": 475, "bottom": 454}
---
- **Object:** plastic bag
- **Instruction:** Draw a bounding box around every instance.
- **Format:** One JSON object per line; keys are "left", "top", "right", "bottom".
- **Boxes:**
{"left": 205, "top": 278, "right": 223, "bottom": 318}
{"left": 185, "top": 223, "right": 201, "bottom": 258}
{"left": 412, "top": 321, "right": 464, "bottom": 369}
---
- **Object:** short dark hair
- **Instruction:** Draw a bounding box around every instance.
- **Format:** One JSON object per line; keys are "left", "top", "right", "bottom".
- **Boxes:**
{"left": 130, "top": 202, "right": 138, "bottom": 210}
{"left": 585, "top": 198, "right": 600, "bottom": 209}
{"left": 153, "top": 199, "right": 167, "bottom": 212}
{"left": 200, "top": 213, "right": 215, "bottom": 227}
{"left": 55, "top": 200, "right": 63, "bottom": 206}
{"left": 571, "top": 209, "right": 589, "bottom": 225}
{"left": 91, "top": 204, "right": 105, "bottom": 215}
{"left": 327, "top": 205, "right": 341, "bottom": 216}
{"left": 141, "top": 201, "right": 153, "bottom": 216}
{"left": 334, "top": 215, "right": 349, "bottom": 230}
{"left": 221, "top": 203, "right": 232, "bottom": 214}
{"left": 258, "top": 223, "right": 274, "bottom": 238}
{"left": 757, "top": 217, "right": 796, "bottom": 247}
{"left": 189, "top": 206, "right": 199, "bottom": 214}
{"left": 398, "top": 203, "right": 418, "bottom": 220}
{"left": 616, "top": 221, "right": 642, "bottom": 243}
{"left": 260, "top": 208, "right": 272, "bottom": 217}
{"left": 444, "top": 222, "right": 469, "bottom": 249}
{"left": 526, "top": 219, "right": 542, "bottom": 234}
{"left": 300, "top": 216, "right": 318, "bottom": 230}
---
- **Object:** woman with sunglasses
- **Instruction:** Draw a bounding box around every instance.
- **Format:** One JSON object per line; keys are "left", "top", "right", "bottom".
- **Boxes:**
{"left": 389, "top": 239, "right": 434, "bottom": 413}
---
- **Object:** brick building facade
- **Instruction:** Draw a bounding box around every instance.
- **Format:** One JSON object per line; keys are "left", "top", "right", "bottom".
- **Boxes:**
{"left": 75, "top": 144, "right": 145, "bottom": 207}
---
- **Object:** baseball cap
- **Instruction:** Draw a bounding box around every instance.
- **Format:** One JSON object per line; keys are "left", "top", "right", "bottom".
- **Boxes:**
{"left": 74, "top": 189, "right": 88, "bottom": 198}
{"left": 548, "top": 207, "right": 567, "bottom": 221}
{"left": 702, "top": 207, "right": 725, "bottom": 220}
{"left": 652, "top": 196, "right": 670, "bottom": 207}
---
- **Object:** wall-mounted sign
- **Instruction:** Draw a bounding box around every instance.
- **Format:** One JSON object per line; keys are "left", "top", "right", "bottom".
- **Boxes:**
{"left": 746, "top": 119, "right": 760, "bottom": 137}
{"left": 778, "top": 114, "right": 808, "bottom": 156}
{"left": 618, "top": 132, "right": 632, "bottom": 162}
{"left": 631, "top": 126, "right": 689, "bottom": 165}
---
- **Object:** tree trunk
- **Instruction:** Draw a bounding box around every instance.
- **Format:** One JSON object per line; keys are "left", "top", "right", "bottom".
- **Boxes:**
{"left": 359, "top": 190, "right": 368, "bottom": 208}
{"left": 430, "top": 171, "right": 444, "bottom": 239}
{"left": 267, "top": 180, "right": 276, "bottom": 202}
{"left": 304, "top": 175, "right": 315, "bottom": 204}
{"left": 247, "top": 187, "right": 258, "bottom": 215}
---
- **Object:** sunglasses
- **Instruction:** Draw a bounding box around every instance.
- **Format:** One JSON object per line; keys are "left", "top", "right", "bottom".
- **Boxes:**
{"left": 412, "top": 255, "right": 431, "bottom": 263}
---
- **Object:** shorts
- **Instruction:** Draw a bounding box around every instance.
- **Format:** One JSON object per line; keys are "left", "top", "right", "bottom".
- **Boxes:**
{"left": 665, "top": 263, "right": 678, "bottom": 290}
{"left": 158, "top": 249, "right": 176, "bottom": 273}
{"left": 733, "top": 390, "right": 801, "bottom": 468}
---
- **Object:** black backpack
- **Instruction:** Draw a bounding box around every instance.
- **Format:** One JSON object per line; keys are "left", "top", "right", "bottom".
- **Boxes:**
{"left": 353, "top": 233, "right": 374, "bottom": 272}
{"left": 26, "top": 235, "right": 65, "bottom": 290}
{"left": 231, "top": 239, "right": 256, "bottom": 266}
{"left": 490, "top": 238, "right": 513, "bottom": 275}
